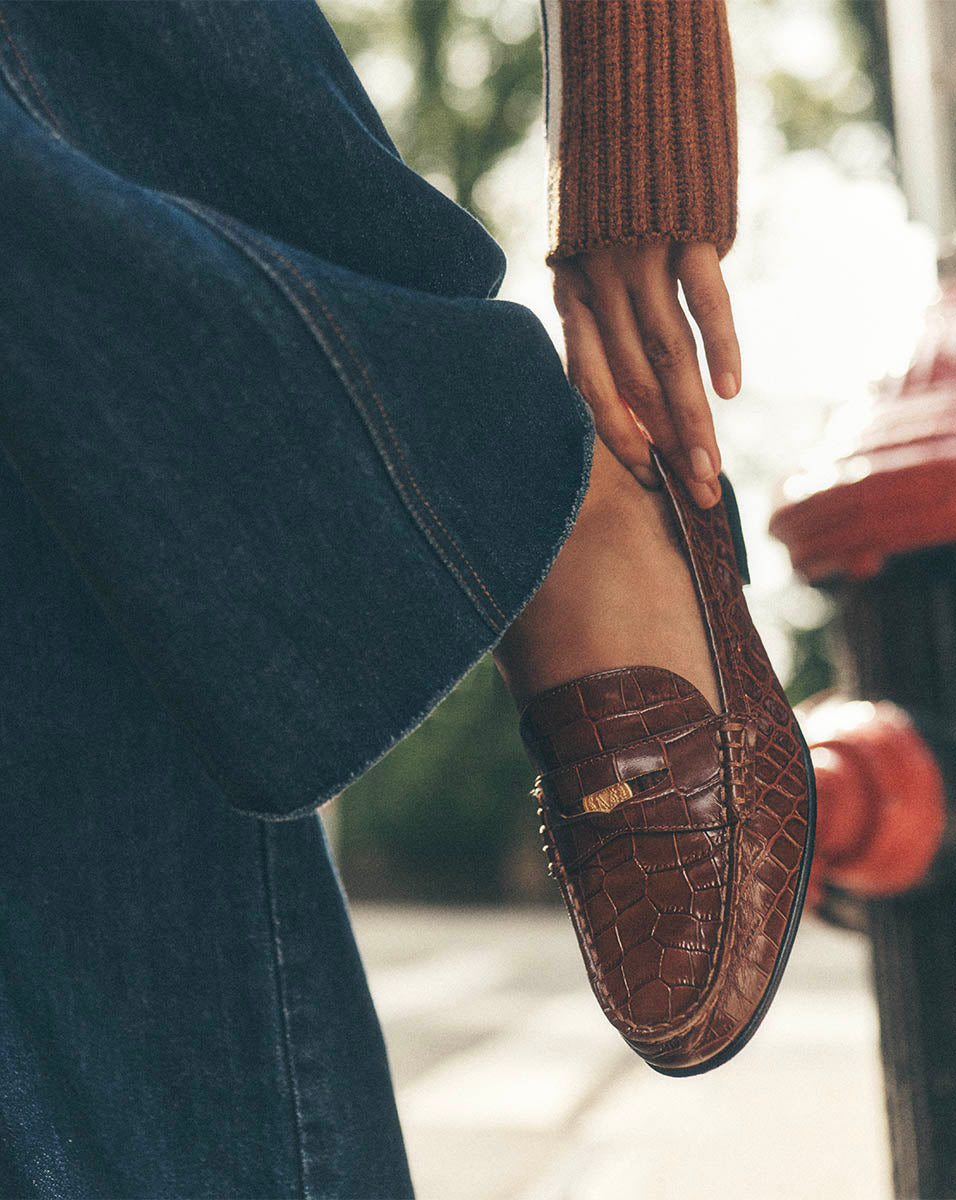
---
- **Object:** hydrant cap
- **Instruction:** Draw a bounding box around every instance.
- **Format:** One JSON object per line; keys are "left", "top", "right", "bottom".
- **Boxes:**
{"left": 770, "top": 281, "right": 956, "bottom": 584}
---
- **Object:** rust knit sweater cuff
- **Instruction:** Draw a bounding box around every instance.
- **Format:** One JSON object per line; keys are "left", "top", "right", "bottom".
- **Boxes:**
{"left": 542, "top": 0, "right": 739, "bottom": 264}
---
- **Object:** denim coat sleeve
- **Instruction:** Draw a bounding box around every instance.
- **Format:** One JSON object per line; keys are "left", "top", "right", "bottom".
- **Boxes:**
{"left": 0, "top": 1, "right": 593, "bottom": 819}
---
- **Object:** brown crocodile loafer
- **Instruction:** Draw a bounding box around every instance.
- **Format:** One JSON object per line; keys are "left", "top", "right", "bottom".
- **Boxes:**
{"left": 517, "top": 446, "right": 815, "bottom": 1076}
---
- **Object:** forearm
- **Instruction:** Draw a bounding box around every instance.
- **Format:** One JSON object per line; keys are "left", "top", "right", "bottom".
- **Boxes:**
{"left": 541, "top": 0, "right": 738, "bottom": 263}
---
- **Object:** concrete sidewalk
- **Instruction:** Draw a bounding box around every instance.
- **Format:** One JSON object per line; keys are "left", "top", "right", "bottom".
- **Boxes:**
{"left": 350, "top": 904, "right": 892, "bottom": 1200}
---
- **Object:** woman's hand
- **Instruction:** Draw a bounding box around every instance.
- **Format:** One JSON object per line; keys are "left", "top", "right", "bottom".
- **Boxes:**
{"left": 551, "top": 240, "right": 740, "bottom": 508}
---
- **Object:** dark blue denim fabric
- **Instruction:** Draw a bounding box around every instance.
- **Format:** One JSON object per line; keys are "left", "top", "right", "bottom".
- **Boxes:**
{"left": 1, "top": 478, "right": 410, "bottom": 1197}
{"left": 0, "top": 2, "right": 594, "bottom": 1195}
{"left": 0, "top": 0, "right": 593, "bottom": 820}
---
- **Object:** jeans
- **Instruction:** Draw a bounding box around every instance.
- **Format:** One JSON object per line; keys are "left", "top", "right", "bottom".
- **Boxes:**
{"left": 0, "top": 2, "right": 594, "bottom": 1195}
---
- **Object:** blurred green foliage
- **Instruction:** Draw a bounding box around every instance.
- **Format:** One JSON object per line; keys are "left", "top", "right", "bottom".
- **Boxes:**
{"left": 339, "top": 656, "right": 550, "bottom": 903}
{"left": 757, "top": 0, "right": 896, "bottom": 178}
{"left": 322, "top": 0, "right": 542, "bottom": 227}
{"left": 327, "top": 0, "right": 891, "bottom": 902}
{"left": 785, "top": 621, "right": 838, "bottom": 708}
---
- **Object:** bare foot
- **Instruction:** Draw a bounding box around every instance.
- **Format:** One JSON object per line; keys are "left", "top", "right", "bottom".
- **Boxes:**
{"left": 493, "top": 437, "right": 722, "bottom": 713}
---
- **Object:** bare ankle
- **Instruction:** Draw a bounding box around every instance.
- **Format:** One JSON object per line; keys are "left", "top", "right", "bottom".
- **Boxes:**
{"left": 576, "top": 436, "right": 642, "bottom": 520}
{"left": 494, "top": 435, "right": 721, "bottom": 713}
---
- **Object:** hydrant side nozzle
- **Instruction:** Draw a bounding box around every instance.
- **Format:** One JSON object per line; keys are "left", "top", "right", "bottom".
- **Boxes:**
{"left": 799, "top": 699, "right": 947, "bottom": 904}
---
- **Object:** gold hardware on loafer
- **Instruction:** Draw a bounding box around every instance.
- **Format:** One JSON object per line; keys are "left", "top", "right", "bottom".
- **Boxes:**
{"left": 581, "top": 779, "right": 634, "bottom": 813}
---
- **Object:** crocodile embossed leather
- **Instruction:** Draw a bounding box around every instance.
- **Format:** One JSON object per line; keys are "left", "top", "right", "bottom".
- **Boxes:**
{"left": 518, "top": 447, "right": 816, "bottom": 1076}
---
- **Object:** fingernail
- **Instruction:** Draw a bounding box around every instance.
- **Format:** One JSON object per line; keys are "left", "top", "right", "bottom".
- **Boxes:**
{"left": 717, "top": 372, "right": 739, "bottom": 398}
{"left": 690, "top": 446, "right": 715, "bottom": 482}
{"left": 690, "top": 480, "right": 720, "bottom": 509}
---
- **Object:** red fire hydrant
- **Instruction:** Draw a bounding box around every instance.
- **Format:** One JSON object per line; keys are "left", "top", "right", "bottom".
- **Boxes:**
{"left": 797, "top": 697, "right": 945, "bottom": 909}
{"left": 770, "top": 276, "right": 956, "bottom": 1199}
{"left": 771, "top": 280, "right": 956, "bottom": 910}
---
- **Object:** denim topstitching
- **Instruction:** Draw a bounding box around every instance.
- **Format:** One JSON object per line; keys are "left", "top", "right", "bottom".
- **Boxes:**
{"left": 0, "top": 8, "right": 64, "bottom": 137}
{"left": 255, "top": 240, "right": 509, "bottom": 628}
{"left": 259, "top": 821, "right": 311, "bottom": 1200}
{"left": 167, "top": 194, "right": 507, "bottom": 633}
{"left": 0, "top": 5, "right": 509, "bottom": 634}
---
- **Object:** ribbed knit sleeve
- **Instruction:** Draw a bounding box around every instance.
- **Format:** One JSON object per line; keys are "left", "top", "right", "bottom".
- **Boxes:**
{"left": 540, "top": 0, "right": 738, "bottom": 263}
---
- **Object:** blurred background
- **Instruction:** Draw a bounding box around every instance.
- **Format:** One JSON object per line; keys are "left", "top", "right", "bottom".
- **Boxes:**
{"left": 323, "top": 0, "right": 936, "bottom": 901}
{"left": 314, "top": 1, "right": 946, "bottom": 1195}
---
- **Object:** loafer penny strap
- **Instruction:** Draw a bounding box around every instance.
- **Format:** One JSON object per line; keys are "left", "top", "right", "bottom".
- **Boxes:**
{"left": 535, "top": 716, "right": 758, "bottom": 873}
{"left": 538, "top": 719, "right": 724, "bottom": 815}
{"left": 544, "top": 786, "right": 731, "bottom": 875}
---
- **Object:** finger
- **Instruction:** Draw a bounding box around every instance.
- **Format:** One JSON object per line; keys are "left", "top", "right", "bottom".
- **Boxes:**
{"left": 576, "top": 256, "right": 685, "bottom": 469}
{"left": 556, "top": 283, "right": 657, "bottom": 487}
{"left": 579, "top": 255, "right": 722, "bottom": 508}
{"left": 673, "top": 242, "right": 741, "bottom": 399}
{"left": 625, "top": 250, "right": 722, "bottom": 492}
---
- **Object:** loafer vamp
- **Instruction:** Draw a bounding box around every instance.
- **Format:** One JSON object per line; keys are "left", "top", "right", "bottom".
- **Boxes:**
{"left": 522, "top": 667, "right": 733, "bottom": 1038}
{"left": 563, "top": 818, "right": 732, "bottom": 1035}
